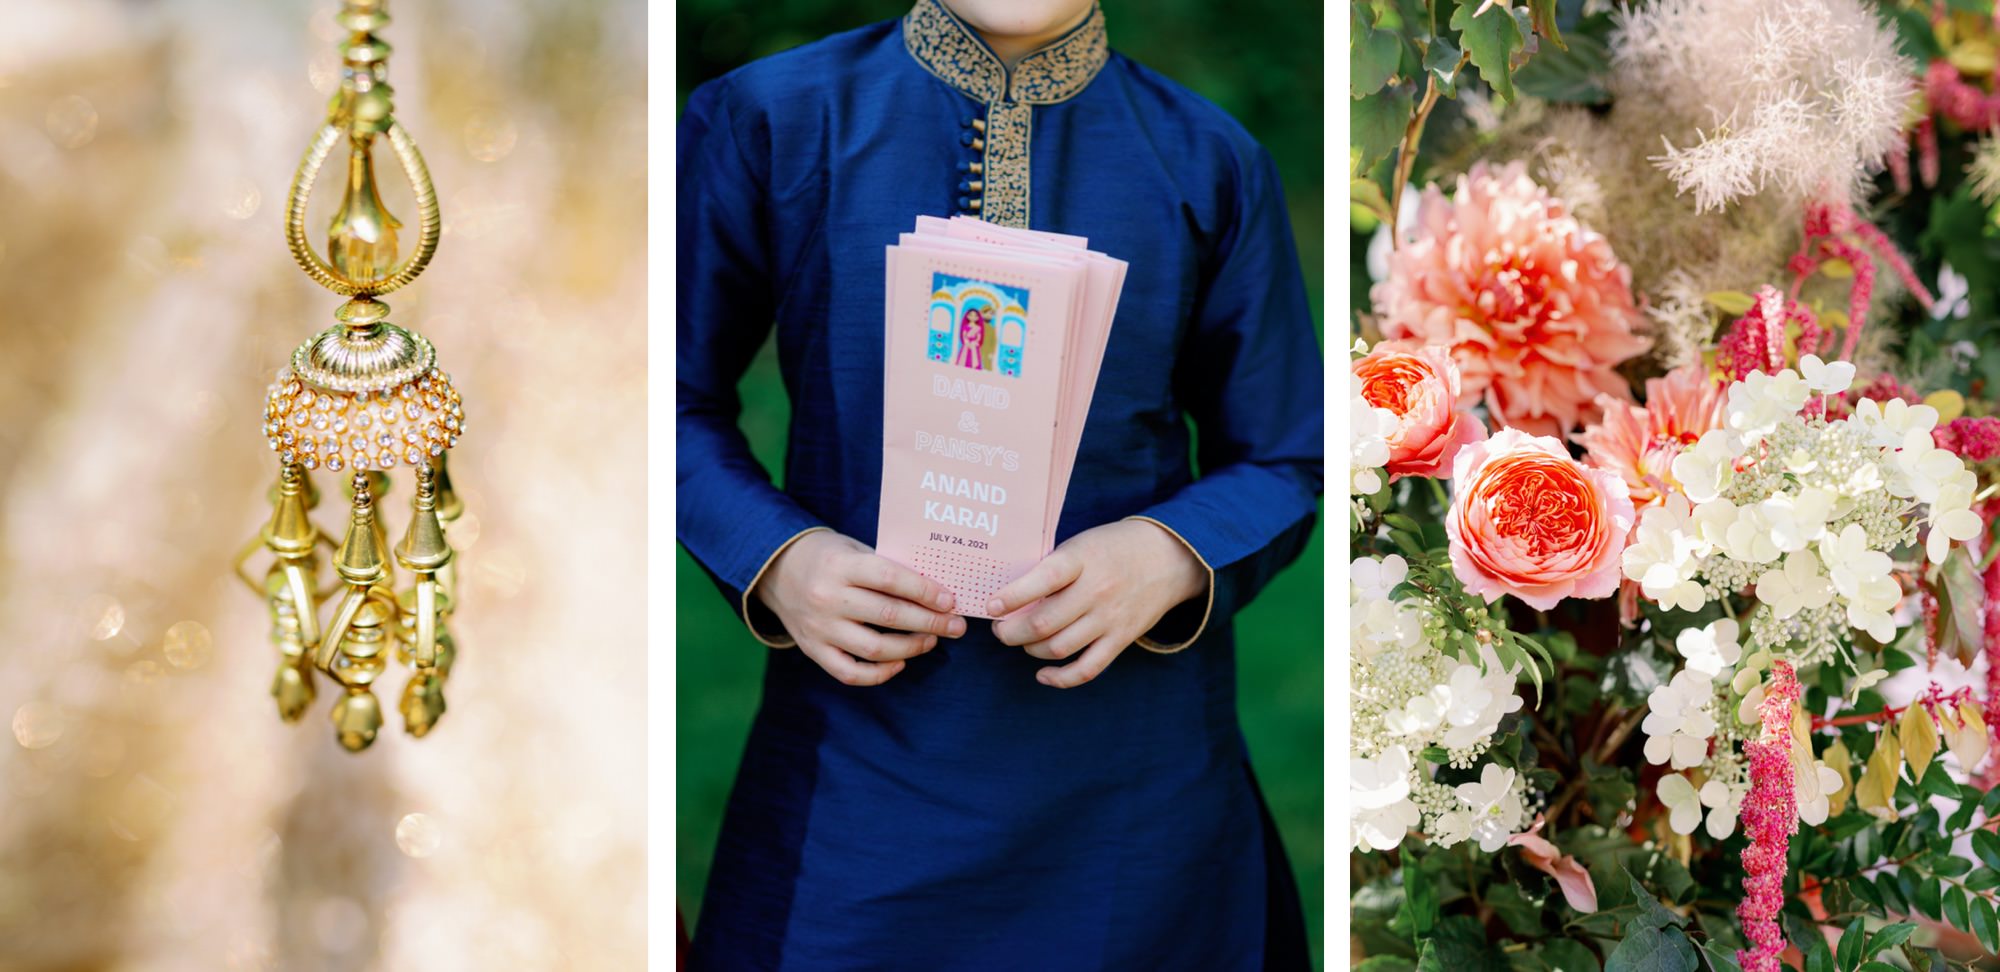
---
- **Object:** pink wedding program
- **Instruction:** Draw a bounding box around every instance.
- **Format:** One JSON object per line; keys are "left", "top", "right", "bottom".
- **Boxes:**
{"left": 876, "top": 216, "right": 1126, "bottom": 619}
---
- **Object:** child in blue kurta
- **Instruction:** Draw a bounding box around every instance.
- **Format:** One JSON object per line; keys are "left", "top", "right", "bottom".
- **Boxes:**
{"left": 678, "top": 1, "right": 1323, "bottom": 967}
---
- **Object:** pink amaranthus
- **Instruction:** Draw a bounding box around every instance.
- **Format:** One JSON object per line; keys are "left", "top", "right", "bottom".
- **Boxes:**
{"left": 1738, "top": 661, "right": 1802, "bottom": 972}
{"left": 1716, "top": 287, "right": 1823, "bottom": 383}
{"left": 1933, "top": 416, "right": 2000, "bottom": 462}
{"left": 1787, "top": 198, "right": 1934, "bottom": 362}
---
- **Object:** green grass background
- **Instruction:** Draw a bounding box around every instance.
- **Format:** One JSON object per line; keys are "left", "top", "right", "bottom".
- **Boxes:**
{"left": 676, "top": 0, "right": 1325, "bottom": 962}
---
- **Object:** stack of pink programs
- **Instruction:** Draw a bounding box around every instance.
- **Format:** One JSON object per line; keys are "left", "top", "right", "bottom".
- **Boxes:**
{"left": 876, "top": 215, "right": 1127, "bottom": 619}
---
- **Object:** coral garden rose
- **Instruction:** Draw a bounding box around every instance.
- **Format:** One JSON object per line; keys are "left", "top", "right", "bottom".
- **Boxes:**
{"left": 1373, "top": 160, "right": 1649, "bottom": 438}
{"left": 1574, "top": 365, "right": 1728, "bottom": 506}
{"left": 1448, "top": 428, "right": 1636, "bottom": 611}
{"left": 1353, "top": 344, "right": 1488, "bottom": 480}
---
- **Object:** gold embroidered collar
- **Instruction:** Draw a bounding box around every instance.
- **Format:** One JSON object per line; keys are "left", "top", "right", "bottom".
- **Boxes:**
{"left": 902, "top": 0, "right": 1109, "bottom": 106}
{"left": 902, "top": 0, "right": 1108, "bottom": 228}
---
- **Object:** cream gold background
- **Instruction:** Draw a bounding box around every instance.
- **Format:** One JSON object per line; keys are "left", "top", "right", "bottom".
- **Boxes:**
{"left": 0, "top": 0, "right": 646, "bottom": 968}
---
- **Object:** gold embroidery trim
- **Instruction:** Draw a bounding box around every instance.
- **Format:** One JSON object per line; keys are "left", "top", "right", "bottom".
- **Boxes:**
{"left": 740, "top": 525, "right": 833, "bottom": 648}
{"left": 902, "top": 0, "right": 1109, "bottom": 229}
{"left": 1123, "top": 516, "right": 1216, "bottom": 655}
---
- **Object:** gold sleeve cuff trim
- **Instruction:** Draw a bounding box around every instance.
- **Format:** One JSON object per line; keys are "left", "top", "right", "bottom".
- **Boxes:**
{"left": 740, "top": 526, "right": 833, "bottom": 648}
{"left": 1124, "top": 515, "right": 1214, "bottom": 655}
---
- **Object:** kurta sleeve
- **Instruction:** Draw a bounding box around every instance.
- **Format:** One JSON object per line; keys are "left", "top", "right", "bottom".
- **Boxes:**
{"left": 678, "top": 80, "right": 826, "bottom": 646}
{"left": 1130, "top": 144, "right": 1322, "bottom": 653}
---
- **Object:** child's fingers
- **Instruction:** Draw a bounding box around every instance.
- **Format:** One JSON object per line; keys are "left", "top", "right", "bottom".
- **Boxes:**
{"left": 828, "top": 621, "right": 937, "bottom": 663}
{"left": 1036, "top": 635, "right": 1128, "bottom": 689}
{"left": 839, "top": 589, "right": 966, "bottom": 638}
{"left": 987, "top": 552, "right": 1083, "bottom": 617}
{"left": 993, "top": 586, "right": 1090, "bottom": 648}
{"left": 849, "top": 554, "right": 955, "bottom": 612}
{"left": 799, "top": 639, "right": 906, "bottom": 687}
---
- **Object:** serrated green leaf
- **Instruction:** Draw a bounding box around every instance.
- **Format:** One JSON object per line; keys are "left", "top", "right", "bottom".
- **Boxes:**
{"left": 1838, "top": 916, "right": 1866, "bottom": 971}
{"left": 1540, "top": 939, "right": 1601, "bottom": 972}
{"left": 1513, "top": 31, "right": 1609, "bottom": 103}
{"left": 1804, "top": 937, "right": 1835, "bottom": 972}
{"left": 1450, "top": 1, "right": 1524, "bottom": 103}
{"left": 1605, "top": 925, "right": 1699, "bottom": 972}
{"left": 1353, "top": 26, "right": 1404, "bottom": 97}
{"left": 1699, "top": 940, "right": 1741, "bottom": 972}
{"left": 1352, "top": 83, "right": 1415, "bottom": 174}
{"left": 1848, "top": 873, "right": 1885, "bottom": 909}
{"left": 1627, "top": 868, "right": 1690, "bottom": 931}
{"left": 1424, "top": 37, "right": 1463, "bottom": 97}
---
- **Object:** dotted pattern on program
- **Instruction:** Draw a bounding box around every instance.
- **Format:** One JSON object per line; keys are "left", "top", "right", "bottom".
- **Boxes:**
{"left": 912, "top": 544, "right": 1014, "bottom": 617}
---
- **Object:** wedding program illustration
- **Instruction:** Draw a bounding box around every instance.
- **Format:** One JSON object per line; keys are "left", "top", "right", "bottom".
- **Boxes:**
{"left": 234, "top": 0, "right": 468, "bottom": 752}
{"left": 1351, "top": 0, "right": 2000, "bottom": 967}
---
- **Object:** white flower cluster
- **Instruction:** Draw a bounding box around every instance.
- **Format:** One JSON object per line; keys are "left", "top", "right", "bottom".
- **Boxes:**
{"left": 1351, "top": 555, "right": 1529, "bottom": 853}
{"left": 1621, "top": 359, "right": 1978, "bottom": 660}
{"left": 1612, "top": 0, "right": 1913, "bottom": 211}
{"left": 1351, "top": 339, "right": 1396, "bottom": 495}
{"left": 1643, "top": 619, "right": 1845, "bottom": 837}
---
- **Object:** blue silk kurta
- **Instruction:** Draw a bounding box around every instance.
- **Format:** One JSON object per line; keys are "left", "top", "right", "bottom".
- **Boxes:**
{"left": 678, "top": 2, "right": 1322, "bottom": 968}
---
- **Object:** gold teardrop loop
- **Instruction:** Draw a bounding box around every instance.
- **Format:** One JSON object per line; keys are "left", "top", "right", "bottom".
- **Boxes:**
{"left": 285, "top": 120, "right": 441, "bottom": 298}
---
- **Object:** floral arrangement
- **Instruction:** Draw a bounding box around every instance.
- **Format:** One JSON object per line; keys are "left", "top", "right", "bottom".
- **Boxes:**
{"left": 1351, "top": 1, "right": 2000, "bottom": 968}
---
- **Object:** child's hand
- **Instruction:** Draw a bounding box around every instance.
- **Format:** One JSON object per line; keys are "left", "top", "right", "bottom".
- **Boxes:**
{"left": 755, "top": 531, "right": 967, "bottom": 686}
{"left": 988, "top": 520, "right": 1207, "bottom": 688}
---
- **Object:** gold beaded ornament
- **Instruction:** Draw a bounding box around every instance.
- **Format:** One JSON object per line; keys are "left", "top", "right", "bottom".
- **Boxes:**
{"left": 234, "top": 0, "right": 466, "bottom": 752}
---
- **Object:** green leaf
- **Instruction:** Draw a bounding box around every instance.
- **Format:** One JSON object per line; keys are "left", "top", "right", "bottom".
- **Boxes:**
{"left": 1949, "top": 0, "right": 1996, "bottom": 15}
{"left": 1352, "top": 82, "right": 1415, "bottom": 174}
{"left": 1357, "top": 959, "right": 1419, "bottom": 972}
{"left": 1983, "top": 782, "right": 2000, "bottom": 820}
{"left": 1513, "top": 31, "right": 1610, "bottom": 104}
{"left": 1605, "top": 926, "right": 1699, "bottom": 972}
{"left": 1527, "top": 0, "right": 1565, "bottom": 49}
{"left": 1864, "top": 921, "right": 1918, "bottom": 960}
{"left": 1837, "top": 916, "right": 1865, "bottom": 972}
{"left": 1698, "top": 941, "right": 1741, "bottom": 972}
{"left": 1848, "top": 874, "right": 1885, "bottom": 910}
{"left": 1804, "top": 936, "right": 1835, "bottom": 972}
{"left": 1974, "top": 896, "right": 2000, "bottom": 953}
{"left": 1856, "top": 965, "right": 1901, "bottom": 972}
{"left": 1353, "top": 24, "right": 1404, "bottom": 97}
{"left": 1916, "top": 874, "right": 1944, "bottom": 921}
{"left": 1967, "top": 866, "right": 2000, "bottom": 892}
{"left": 1945, "top": 884, "right": 1970, "bottom": 932}
{"left": 1973, "top": 830, "right": 2000, "bottom": 873}
{"left": 1398, "top": 859, "right": 1439, "bottom": 939}
{"left": 1627, "top": 868, "right": 1690, "bottom": 931}
{"left": 1450, "top": 0, "right": 1524, "bottom": 103}
{"left": 1424, "top": 37, "right": 1464, "bottom": 97}
{"left": 1707, "top": 291, "right": 1757, "bottom": 316}
{"left": 1539, "top": 940, "right": 1602, "bottom": 972}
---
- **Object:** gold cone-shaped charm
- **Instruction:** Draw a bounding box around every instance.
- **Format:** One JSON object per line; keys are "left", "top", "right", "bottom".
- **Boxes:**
{"left": 335, "top": 473, "right": 387, "bottom": 587}
{"left": 264, "top": 465, "right": 318, "bottom": 558}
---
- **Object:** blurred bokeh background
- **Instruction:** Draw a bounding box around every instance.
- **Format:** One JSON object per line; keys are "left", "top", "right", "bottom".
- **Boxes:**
{"left": 0, "top": 1, "right": 646, "bottom": 968}
{"left": 674, "top": 0, "right": 1327, "bottom": 964}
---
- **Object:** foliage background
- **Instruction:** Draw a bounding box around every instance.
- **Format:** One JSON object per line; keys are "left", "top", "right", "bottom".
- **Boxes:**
{"left": 675, "top": 0, "right": 1327, "bottom": 963}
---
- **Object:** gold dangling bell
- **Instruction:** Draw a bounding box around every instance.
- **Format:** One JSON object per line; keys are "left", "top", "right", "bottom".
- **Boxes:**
{"left": 236, "top": 0, "right": 470, "bottom": 752}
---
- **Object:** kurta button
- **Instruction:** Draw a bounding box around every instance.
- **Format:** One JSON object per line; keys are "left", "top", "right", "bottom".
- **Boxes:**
{"left": 960, "top": 197, "right": 982, "bottom": 212}
{"left": 969, "top": 117, "right": 985, "bottom": 132}
{"left": 958, "top": 179, "right": 984, "bottom": 193}
{"left": 957, "top": 160, "right": 983, "bottom": 175}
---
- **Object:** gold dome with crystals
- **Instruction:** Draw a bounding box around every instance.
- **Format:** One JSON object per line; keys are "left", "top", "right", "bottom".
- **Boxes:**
{"left": 262, "top": 367, "right": 465, "bottom": 474}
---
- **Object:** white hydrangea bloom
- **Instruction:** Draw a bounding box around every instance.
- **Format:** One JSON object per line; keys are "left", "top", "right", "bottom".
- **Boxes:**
{"left": 1799, "top": 354, "right": 1855, "bottom": 395}
{"left": 1755, "top": 550, "right": 1835, "bottom": 620}
{"left": 1622, "top": 496, "right": 1710, "bottom": 612}
{"left": 1672, "top": 430, "right": 1740, "bottom": 503}
{"left": 1455, "top": 763, "right": 1528, "bottom": 853}
{"left": 1675, "top": 619, "right": 1742, "bottom": 679}
{"left": 1658, "top": 773, "right": 1704, "bottom": 835}
{"left": 1643, "top": 669, "right": 1720, "bottom": 769}
{"left": 1351, "top": 554, "right": 1408, "bottom": 603}
{"left": 1351, "top": 392, "right": 1398, "bottom": 495}
{"left": 1698, "top": 778, "right": 1745, "bottom": 839}
{"left": 1352, "top": 746, "right": 1422, "bottom": 852}
{"left": 1850, "top": 397, "right": 1938, "bottom": 449}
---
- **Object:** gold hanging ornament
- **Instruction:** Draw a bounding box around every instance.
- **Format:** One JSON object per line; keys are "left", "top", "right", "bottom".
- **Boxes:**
{"left": 234, "top": 0, "right": 466, "bottom": 752}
